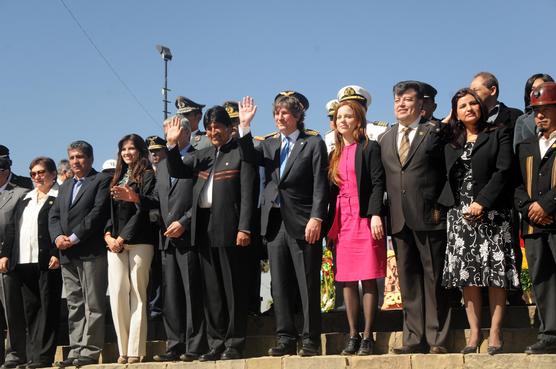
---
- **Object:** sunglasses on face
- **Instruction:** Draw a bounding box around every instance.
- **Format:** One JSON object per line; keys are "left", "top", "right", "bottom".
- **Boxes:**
{"left": 30, "top": 170, "right": 47, "bottom": 178}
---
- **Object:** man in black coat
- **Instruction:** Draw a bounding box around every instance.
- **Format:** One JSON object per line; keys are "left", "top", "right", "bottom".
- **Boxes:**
{"left": 48, "top": 141, "right": 111, "bottom": 367}
{"left": 378, "top": 81, "right": 451, "bottom": 354}
{"left": 165, "top": 106, "right": 258, "bottom": 361}
{"left": 238, "top": 92, "right": 329, "bottom": 356}
{"left": 515, "top": 82, "right": 556, "bottom": 354}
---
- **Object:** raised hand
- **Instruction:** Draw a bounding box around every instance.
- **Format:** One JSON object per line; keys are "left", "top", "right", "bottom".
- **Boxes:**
{"left": 239, "top": 96, "right": 257, "bottom": 128}
{"left": 165, "top": 116, "right": 183, "bottom": 146}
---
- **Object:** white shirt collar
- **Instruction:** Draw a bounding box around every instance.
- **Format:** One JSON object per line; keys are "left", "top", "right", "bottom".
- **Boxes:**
{"left": 539, "top": 130, "right": 556, "bottom": 142}
{"left": 24, "top": 184, "right": 59, "bottom": 200}
{"left": 397, "top": 117, "right": 421, "bottom": 133}
{"left": 281, "top": 129, "right": 300, "bottom": 142}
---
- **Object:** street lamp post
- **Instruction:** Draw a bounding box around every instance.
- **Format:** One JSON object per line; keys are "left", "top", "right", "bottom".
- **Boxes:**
{"left": 155, "top": 44, "right": 173, "bottom": 120}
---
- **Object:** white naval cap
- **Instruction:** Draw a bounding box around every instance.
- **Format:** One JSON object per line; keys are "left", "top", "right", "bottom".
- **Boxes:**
{"left": 337, "top": 85, "right": 372, "bottom": 109}
{"left": 326, "top": 99, "right": 339, "bottom": 117}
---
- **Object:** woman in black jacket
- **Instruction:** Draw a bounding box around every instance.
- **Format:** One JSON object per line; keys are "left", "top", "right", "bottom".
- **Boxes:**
{"left": 7, "top": 157, "right": 62, "bottom": 368}
{"left": 439, "top": 88, "right": 519, "bottom": 355}
{"left": 104, "top": 134, "right": 156, "bottom": 364}
{"left": 326, "top": 100, "right": 386, "bottom": 355}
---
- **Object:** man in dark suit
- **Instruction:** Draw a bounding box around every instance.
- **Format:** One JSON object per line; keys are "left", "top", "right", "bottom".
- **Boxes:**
{"left": 378, "top": 81, "right": 451, "bottom": 354}
{"left": 48, "top": 141, "right": 111, "bottom": 367}
{"left": 165, "top": 106, "right": 258, "bottom": 361}
{"left": 144, "top": 123, "right": 207, "bottom": 362}
{"left": 238, "top": 92, "right": 329, "bottom": 356}
{"left": 515, "top": 82, "right": 556, "bottom": 354}
{"left": 0, "top": 149, "right": 31, "bottom": 368}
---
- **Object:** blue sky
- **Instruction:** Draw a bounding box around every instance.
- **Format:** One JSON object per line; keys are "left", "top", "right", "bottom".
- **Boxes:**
{"left": 2, "top": 0, "right": 555, "bottom": 175}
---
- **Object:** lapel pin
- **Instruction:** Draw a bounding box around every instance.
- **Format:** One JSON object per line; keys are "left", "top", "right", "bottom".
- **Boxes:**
{"left": 419, "top": 132, "right": 424, "bottom": 136}
{"left": 225, "top": 162, "right": 229, "bottom": 166}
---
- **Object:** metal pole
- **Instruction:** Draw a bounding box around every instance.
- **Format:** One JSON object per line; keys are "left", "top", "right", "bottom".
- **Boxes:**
{"left": 163, "top": 59, "right": 169, "bottom": 120}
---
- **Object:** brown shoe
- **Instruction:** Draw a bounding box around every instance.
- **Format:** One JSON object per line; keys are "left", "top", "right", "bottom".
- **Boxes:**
{"left": 392, "top": 345, "right": 427, "bottom": 354}
{"left": 127, "top": 357, "right": 140, "bottom": 364}
{"left": 429, "top": 346, "right": 448, "bottom": 354}
{"left": 117, "top": 357, "right": 127, "bottom": 364}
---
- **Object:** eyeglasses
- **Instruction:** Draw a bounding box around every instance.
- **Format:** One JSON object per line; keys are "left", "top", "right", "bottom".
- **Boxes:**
{"left": 30, "top": 170, "right": 47, "bottom": 178}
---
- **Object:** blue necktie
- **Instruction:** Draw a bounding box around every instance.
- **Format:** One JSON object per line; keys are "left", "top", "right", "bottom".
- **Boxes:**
{"left": 71, "top": 179, "right": 83, "bottom": 204}
{"left": 279, "top": 136, "right": 291, "bottom": 177}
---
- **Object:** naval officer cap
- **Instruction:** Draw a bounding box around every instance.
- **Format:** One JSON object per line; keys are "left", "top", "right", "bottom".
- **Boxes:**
{"left": 326, "top": 99, "right": 339, "bottom": 117}
{"left": 175, "top": 96, "right": 205, "bottom": 115}
{"left": 223, "top": 101, "right": 240, "bottom": 120}
{"left": 145, "top": 136, "right": 167, "bottom": 150}
{"left": 274, "top": 91, "right": 310, "bottom": 111}
{"left": 337, "top": 85, "right": 372, "bottom": 108}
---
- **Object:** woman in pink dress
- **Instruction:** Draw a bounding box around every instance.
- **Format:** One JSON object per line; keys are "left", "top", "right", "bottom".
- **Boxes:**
{"left": 327, "top": 100, "right": 386, "bottom": 355}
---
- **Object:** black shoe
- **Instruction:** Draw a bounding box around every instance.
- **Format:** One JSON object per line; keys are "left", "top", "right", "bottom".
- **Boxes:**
{"left": 268, "top": 342, "right": 297, "bottom": 356}
{"left": 179, "top": 353, "right": 199, "bottom": 362}
{"left": 199, "top": 349, "right": 222, "bottom": 362}
{"left": 25, "top": 363, "right": 50, "bottom": 369}
{"left": 72, "top": 357, "right": 97, "bottom": 367}
{"left": 525, "top": 339, "right": 556, "bottom": 354}
{"left": 153, "top": 352, "right": 180, "bottom": 362}
{"left": 487, "top": 344, "right": 503, "bottom": 355}
{"left": 357, "top": 338, "right": 374, "bottom": 355}
{"left": 298, "top": 344, "right": 319, "bottom": 357}
{"left": 392, "top": 344, "right": 426, "bottom": 354}
{"left": 221, "top": 347, "right": 241, "bottom": 360}
{"left": 461, "top": 332, "right": 483, "bottom": 354}
{"left": 53, "top": 358, "right": 75, "bottom": 368}
{"left": 2, "top": 362, "right": 26, "bottom": 369}
{"left": 341, "top": 335, "right": 361, "bottom": 355}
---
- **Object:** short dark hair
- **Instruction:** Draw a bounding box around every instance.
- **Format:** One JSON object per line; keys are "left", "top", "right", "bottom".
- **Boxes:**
{"left": 203, "top": 105, "right": 233, "bottom": 128}
{"left": 57, "top": 159, "right": 71, "bottom": 175}
{"left": 524, "top": 73, "right": 554, "bottom": 109}
{"left": 29, "top": 157, "right": 57, "bottom": 173}
{"left": 474, "top": 71, "right": 499, "bottom": 98}
{"left": 393, "top": 81, "right": 424, "bottom": 99}
{"left": 448, "top": 88, "right": 495, "bottom": 148}
{"left": 272, "top": 95, "right": 306, "bottom": 130}
{"left": 67, "top": 140, "right": 94, "bottom": 158}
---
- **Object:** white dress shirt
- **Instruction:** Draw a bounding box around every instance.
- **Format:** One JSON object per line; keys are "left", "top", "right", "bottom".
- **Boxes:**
{"left": 396, "top": 117, "right": 421, "bottom": 150}
{"left": 198, "top": 138, "right": 232, "bottom": 208}
{"left": 539, "top": 131, "right": 556, "bottom": 158}
{"left": 18, "top": 187, "right": 59, "bottom": 264}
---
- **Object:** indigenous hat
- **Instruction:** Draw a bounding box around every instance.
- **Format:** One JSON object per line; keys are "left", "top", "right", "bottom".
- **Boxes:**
{"left": 530, "top": 82, "right": 556, "bottom": 107}
{"left": 326, "top": 99, "right": 339, "bottom": 117}
{"left": 337, "top": 85, "right": 372, "bottom": 108}
{"left": 175, "top": 96, "right": 205, "bottom": 115}
{"left": 274, "top": 91, "right": 310, "bottom": 111}
{"left": 145, "top": 135, "right": 167, "bottom": 150}
{"left": 223, "top": 101, "right": 240, "bottom": 119}
{"left": 419, "top": 82, "right": 438, "bottom": 100}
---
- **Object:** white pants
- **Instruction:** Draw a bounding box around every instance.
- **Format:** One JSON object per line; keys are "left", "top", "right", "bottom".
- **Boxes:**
{"left": 107, "top": 244, "right": 154, "bottom": 357}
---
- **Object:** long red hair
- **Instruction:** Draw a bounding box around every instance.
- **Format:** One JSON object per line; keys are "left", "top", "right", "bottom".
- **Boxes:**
{"left": 328, "top": 100, "right": 368, "bottom": 186}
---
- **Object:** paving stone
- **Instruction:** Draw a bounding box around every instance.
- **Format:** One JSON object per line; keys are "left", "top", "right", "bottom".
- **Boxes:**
{"left": 349, "top": 354, "right": 411, "bottom": 369}
{"left": 215, "top": 359, "right": 247, "bottom": 369}
{"left": 245, "top": 357, "right": 282, "bottom": 369}
{"left": 284, "top": 355, "right": 347, "bottom": 369}
{"left": 412, "top": 354, "right": 463, "bottom": 369}
{"left": 529, "top": 354, "right": 556, "bottom": 369}
{"left": 463, "top": 353, "right": 530, "bottom": 369}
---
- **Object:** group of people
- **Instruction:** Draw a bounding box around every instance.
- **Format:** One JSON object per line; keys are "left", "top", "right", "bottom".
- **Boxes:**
{"left": 1, "top": 70, "right": 556, "bottom": 369}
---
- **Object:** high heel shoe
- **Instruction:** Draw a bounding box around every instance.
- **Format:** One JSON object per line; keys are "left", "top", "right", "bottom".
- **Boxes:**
{"left": 487, "top": 332, "right": 503, "bottom": 355}
{"left": 461, "top": 332, "right": 483, "bottom": 354}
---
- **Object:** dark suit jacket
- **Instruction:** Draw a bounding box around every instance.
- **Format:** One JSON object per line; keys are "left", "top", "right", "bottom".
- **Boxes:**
{"left": 252, "top": 131, "right": 329, "bottom": 240}
{"left": 167, "top": 139, "right": 259, "bottom": 248}
{"left": 379, "top": 121, "right": 447, "bottom": 234}
{"left": 492, "top": 102, "right": 523, "bottom": 133}
{"left": 9, "top": 192, "right": 58, "bottom": 271}
{"left": 326, "top": 140, "right": 385, "bottom": 232}
{"left": 438, "top": 127, "right": 514, "bottom": 211}
{"left": 48, "top": 169, "right": 111, "bottom": 264}
{"left": 515, "top": 136, "right": 556, "bottom": 235}
{"left": 106, "top": 170, "right": 156, "bottom": 245}
{"left": 10, "top": 174, "right": 33, "bottom": 190}
{"left": 0, "top": 183, "right": 29, "bottom": 259}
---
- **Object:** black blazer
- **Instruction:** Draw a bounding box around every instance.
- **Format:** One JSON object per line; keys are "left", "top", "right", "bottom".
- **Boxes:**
{"left": 48, "top": 170, "right": 111, "bottom": 264}
{"left": 492, "top": 102, "right": 523, "bottom": 133}
{"left": 326, "top": 140, "right": 385, "bottom": 232}
{"left": 10, "top": 192, "right": 59, "bottom": 271}
{"left": 438, "top": 127, "right": 514, "bottom": 210}
{"left": 167, "top": 139, "right": 259, "bottom": 248}
{"left": 250, "top": 131, "right": 329, "bottom": 240}
{"left": 106, "top": 170, "right": 156, "bottom": 245}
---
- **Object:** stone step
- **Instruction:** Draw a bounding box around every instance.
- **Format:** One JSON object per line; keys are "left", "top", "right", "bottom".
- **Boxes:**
{"left": 48, "top": 353, "right": 556, "bottom": 369}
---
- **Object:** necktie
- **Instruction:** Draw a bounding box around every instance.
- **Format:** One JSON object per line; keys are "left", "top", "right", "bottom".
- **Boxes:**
{"left": 279, "top": 136, "right": 291, "bottom": 177}
{"left": 398, "top": 127, "right": 412, "bottom": 165}
{"left": 71, "top": 178, "right": 83, "bottom": 204}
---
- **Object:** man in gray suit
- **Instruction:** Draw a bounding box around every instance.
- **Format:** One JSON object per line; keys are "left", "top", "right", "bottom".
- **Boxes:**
{"left": 378, "top": 81, "right": 451, "bottom": 354}
{"left": 0, "top": 149, "right": 31, "bottom": 368}
{"left": 49, "top": 141, "right": 111, "bottom": 367}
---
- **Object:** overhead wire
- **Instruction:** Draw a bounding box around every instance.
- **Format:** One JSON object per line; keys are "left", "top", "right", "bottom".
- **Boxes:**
{"left": 58, "top": 0, "right": 160, "bottom": 127}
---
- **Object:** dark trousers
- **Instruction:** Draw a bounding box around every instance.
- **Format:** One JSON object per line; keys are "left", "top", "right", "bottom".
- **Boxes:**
{"left": 266, "top": 209, "right": 322, "bottom": 346}
{"left": 391, "top": 226, "right": 451, "bottom": 347}
{"left": 147, "top": 246, "right": 163, "bottom": 318}
{"left": 524, "top": 233, "right": 556, "bottom": 343}
{"left": 15, "top": 264, "right": 62, "bottom": 364}
{"left": 197, "top": 209, "right": 249, "bottom": 352}
{"left": 160, "top": 246, "right": 206, "bottom": 355}
{"left": 0, "top": 271, "right": 28, "bottom": 364}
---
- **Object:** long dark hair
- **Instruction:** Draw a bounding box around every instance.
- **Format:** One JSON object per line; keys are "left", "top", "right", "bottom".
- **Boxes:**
{"left": 110, "top": 134, "right": 151, "bottom": 188}
{"left": 448, "top": 88, "right": 494, "bottom": 148}
{"left": 524, "top": 73, "right": 554, "bottom": 110}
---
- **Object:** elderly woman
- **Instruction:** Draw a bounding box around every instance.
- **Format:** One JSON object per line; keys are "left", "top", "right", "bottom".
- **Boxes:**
{"left": 105, "top": 134, "right": 156, "bottom": 364}
{"left": 6, "top": 157, "right": 62, "bottom": 368}
{"left": 327, "top": 100, "right": 386, "bottom": 355}
{"left": 439, "top": 88, "right": 519, "bottom": 355}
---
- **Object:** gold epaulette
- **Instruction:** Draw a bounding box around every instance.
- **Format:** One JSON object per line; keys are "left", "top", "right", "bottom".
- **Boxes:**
{"left": 255, "top": 132, "right": 280, "bottom": 141}
{"left": 369, "top": 120, "right": 389, "bottom": 127}
{"left": 304, "top": 128, "right": 320, "bottom": 136}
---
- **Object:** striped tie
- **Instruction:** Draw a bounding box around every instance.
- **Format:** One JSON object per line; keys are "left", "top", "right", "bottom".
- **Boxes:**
{"left": 399, "top": 127, "right": 412, "bottom": 165}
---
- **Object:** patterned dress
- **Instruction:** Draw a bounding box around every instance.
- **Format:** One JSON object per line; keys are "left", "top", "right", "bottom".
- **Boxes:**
{"left": 442, "top": 142, "right": 519, "bottom": 289}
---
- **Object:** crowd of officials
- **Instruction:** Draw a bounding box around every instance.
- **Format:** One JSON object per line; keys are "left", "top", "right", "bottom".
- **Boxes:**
{"left": 1, "top": 71, "right": 556, "bottom": 368}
